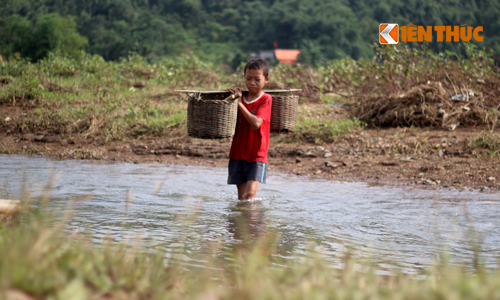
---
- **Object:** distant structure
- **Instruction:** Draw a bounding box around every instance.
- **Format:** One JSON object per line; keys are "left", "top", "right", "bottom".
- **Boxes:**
{"left": 274, "top": 49, "right": 300, "bottom": 64}
{"left": 250, "top": 49, "right": 301, "bottom": 65}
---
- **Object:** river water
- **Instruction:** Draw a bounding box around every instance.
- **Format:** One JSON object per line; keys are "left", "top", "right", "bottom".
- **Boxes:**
{"left": 1, "top": 154, "right": 499, "bottom": 272}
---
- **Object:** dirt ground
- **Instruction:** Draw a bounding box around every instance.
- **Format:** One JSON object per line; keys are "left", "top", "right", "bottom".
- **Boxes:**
{"left": 1, "top": 126, "right": 499, "bottom": 192}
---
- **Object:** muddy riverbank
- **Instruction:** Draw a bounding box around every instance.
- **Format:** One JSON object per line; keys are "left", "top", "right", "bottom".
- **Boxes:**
{"left": 2, "top": 126, "right": 499, "bottom": 192}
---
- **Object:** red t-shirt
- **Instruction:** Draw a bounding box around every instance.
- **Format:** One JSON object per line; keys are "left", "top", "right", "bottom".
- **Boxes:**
{"left": 229, "top": 93, "right": 272, "bottom": 163}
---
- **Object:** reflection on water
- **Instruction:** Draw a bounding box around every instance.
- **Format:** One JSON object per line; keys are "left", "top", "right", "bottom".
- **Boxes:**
{"left": 1, "top": 154, "right": 500, "bottom": 271}
{"left": 229, "top": 201, "right": 266, "bottom": 242}
{"left": 228, "top": 201, "right": 277, "bottom": 256}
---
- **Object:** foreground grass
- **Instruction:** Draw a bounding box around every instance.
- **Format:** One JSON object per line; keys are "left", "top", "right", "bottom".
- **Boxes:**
{"left": 1, "top": 200, "right": 500, "bottom": 300}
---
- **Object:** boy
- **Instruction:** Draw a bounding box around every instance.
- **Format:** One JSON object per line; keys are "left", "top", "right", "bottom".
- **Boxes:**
{"left": 228, "top": 59, "right": 272, "bottom": 200}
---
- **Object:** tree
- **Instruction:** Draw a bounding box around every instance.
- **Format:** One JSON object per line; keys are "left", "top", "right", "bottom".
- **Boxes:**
{"left": 1, "top": 0, "right": 499, "bottom": 63}
{"left": 0, "top": 13, "right": 87, "bottom": 61}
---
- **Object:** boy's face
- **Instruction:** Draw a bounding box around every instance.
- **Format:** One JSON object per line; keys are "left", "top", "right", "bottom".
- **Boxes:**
{"left": 245, "top": 68, "right": 269, "bottom": 94}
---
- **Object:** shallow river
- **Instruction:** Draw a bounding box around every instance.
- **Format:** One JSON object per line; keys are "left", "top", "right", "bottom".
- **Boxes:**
{"left": 1, "top": 154, "right": 499, "bottom": 272}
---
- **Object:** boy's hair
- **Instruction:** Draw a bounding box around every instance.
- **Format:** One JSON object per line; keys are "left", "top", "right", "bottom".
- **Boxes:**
{"left": 244, "top": 59, "right": 269, "bottom": 78}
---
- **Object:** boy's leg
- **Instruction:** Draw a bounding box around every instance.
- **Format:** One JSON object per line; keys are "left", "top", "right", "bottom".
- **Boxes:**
{"left": 232, "top": 160, "right": 265, "bottom": 200}
{"left": 236, "top": 182, "right": 247, "bottom": 200}
{"left": 239, "top": 161, "right": 265, "bottom": 200}
{"left": 229, "top": 159, "right": 247, "bottom": 200}
{"left": 242, "top": 180, "right": 260, "bottom": 200}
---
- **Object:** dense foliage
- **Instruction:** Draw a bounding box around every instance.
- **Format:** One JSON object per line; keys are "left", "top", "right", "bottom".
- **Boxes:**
{"left": 1, "top": 0, "right": 499, "bottom": 65}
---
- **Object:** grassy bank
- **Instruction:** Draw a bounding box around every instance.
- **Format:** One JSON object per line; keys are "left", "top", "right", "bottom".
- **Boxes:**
{"left": 0, "top": 45, "right": 499, "bottom": 151}
{"left": 0, "top": 53, "right": 217, "bottom": 142}
{"left": 0, "top": 47, "right": 427, "bottom": 143}
{"left": 1, "top": 196, "right": 500, "bottom": 300}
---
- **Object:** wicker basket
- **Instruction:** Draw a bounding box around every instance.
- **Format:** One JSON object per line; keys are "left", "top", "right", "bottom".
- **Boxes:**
{"left": 268, "top": 92, "right": 299, "bottom": 132}
{"left": 187, "top": 92, "right": 238, "bottom": 139}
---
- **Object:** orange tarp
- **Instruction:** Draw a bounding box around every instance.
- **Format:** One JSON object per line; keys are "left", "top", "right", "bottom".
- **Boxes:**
{"left": 274, "top": 49, "right": 300, "bottom": 64}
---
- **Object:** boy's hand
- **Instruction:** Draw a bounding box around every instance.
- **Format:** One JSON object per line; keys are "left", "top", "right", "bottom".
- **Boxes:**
{"left": 227, "top": 87, "right": 242, "bottom": 96}
{"left": 226, "top": 87, "right": 243, "bottom": 102}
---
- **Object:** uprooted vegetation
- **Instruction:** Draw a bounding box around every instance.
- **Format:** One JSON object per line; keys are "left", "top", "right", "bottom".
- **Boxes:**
{"left": 240, "top": 45, "right": 500, "bottom": 133}
{"left": 326, "top": 45, "right": 500, "bottom": 130}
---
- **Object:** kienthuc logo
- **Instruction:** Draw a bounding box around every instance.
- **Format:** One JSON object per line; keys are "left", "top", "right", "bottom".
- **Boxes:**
{"left": 379, "top": 23, "right": 483, "bottom": 44}
{"left": 379, "top": 23, "right": 399, "bottom": 44}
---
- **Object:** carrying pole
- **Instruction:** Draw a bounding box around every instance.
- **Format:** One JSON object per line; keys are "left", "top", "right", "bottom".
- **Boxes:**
{"left": 175, "top": 89, "right": 302, "bottom": 94}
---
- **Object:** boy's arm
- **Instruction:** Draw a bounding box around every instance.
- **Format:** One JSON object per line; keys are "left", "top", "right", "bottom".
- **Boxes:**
{"left": 238, "top": 98, "right": 263, "bottom": 130}
{"left": 226, "top": 87, "right": 262, "bottom": 129}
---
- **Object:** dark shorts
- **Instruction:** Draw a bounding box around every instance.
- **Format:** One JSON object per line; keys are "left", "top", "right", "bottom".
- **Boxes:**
{"left": 228, "top": 159, "right": 267, "bottom": 185}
